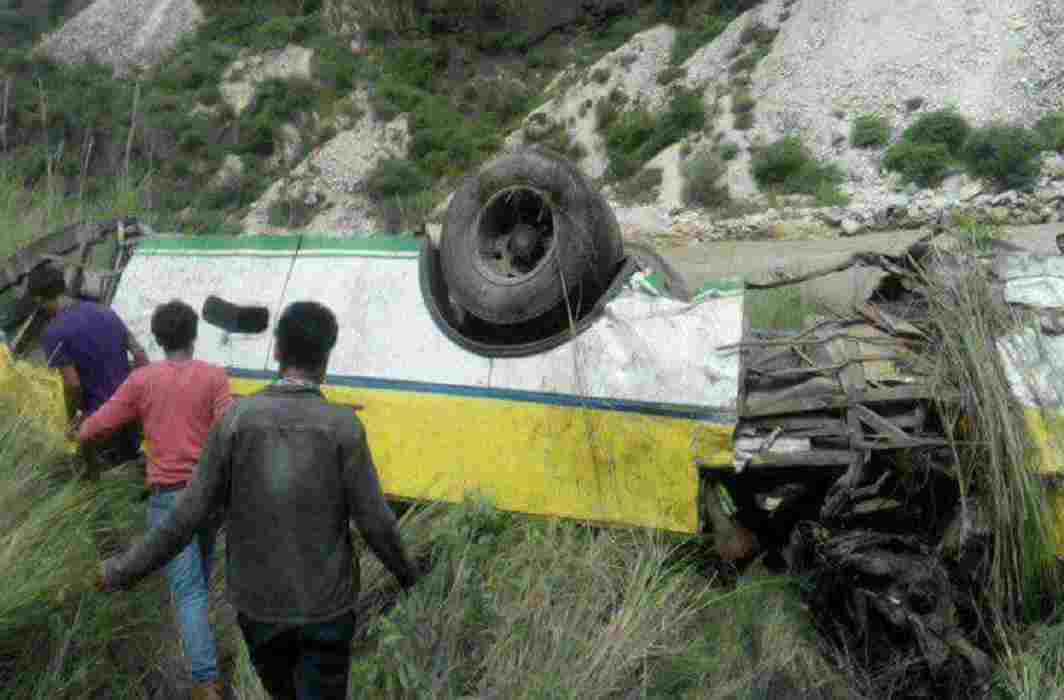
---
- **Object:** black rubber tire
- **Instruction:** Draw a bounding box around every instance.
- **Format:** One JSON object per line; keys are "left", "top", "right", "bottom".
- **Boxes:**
{"left": 623, "top": 242, "right": 693, "bottom": 302}
{"left": 420, "top": 237, "right": 638, "bottom": 358}
{"left": 440, "top": 146, "right": 624, "bottom": 325}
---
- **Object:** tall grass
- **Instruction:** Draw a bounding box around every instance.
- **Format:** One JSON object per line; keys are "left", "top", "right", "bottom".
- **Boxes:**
{"left": 915, "top": 247, "right": 1061, "bottom": 626}
{"left": 0, "top": 167, "right": 152, "bottom": 261}
{"left": 0, "top": 403, "right": 169, "bottom": 698}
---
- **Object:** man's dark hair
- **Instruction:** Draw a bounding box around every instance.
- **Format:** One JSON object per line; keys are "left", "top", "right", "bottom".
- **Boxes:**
{"left": 151, "top": 300, "right": 199, "bottom": 353}
{"left": 26, "top": 263, "right": 66, "bottom": 301}
{"left": 275, "top": 301, "right": 338, "bottom": 372}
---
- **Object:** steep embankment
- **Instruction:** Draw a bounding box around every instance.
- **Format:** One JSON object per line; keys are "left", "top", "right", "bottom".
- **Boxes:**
{"left": 16, "top": 0, "right": 1064, "bottom": 242}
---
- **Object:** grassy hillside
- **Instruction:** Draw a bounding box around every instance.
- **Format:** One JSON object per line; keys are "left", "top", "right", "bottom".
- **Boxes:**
{"left": 0, "top": 0, "right": 770, "bottom": 243}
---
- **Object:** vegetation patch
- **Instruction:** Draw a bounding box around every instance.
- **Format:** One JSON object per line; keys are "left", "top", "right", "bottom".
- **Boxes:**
{"left": 266, "top": 192, "right": 317, "bottom": 228}
{"left": 1035, "top": 112, "right": 1064, "bottom": 153}
{"left": 900, "top": 107, "right": 971, "bottom": 156}
{"left": 656, "top": 66, "right": 687, "bottom": 86}
{"left": 365, "top": 157, "right": 432, "bottom": 203}
{"left": 962, "top": 124, "right": 1044, "bottom": 191}
{"left": 681, "top": 150, "right": 730, "bottom": 208}
{"left": 751, "top": 136, "right": 846, "bottom": 205}
{"left": 747, "top": 284, "right": 822, "bottom": 330}
{"left": 850, "top": 114, "right": 891, "bottom": 148}
{"left": 719, "top": 142, "right": 740, "bottom": 161}
{"left": 883, "top": 141, "right": 952, "bottom": 188}
{"left": 603, "top": 88, "right": 706, "bottom": 181}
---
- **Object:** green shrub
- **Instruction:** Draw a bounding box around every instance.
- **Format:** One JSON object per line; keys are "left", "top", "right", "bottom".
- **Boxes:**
{"left": 670, "top": 13, "right": 733, "bottom": 66}
{"left": 603, "top": 88, "right": 705, "bottom": 181}
{"left": 365, "top": 158, "right": 430, "bottom": 201}
{"left": 751, "top": 136, "right": 844, "bottom": 197}
{"left": 901, "top": 108, "right": 971, "bottom": 156}
{"left": 657, "top": 66, "right": 686, "bottom": 85}
{"left": 850, "top": 114, "right": 891, "bottom": 148}
{"left": 962, "top": 124, "right": 1043, "bottom": 191}
{"left": 682, "top": 151, "right": 730, "bottom": 208}
{"left": 719, "top": 142, "right": 740, "bottom": 161}
{"left": 592, "top": 68, "right": 611, "bottom": 84}
{"left": 267, "top": 195, "right": 315, "bottom": 228}
{"left": 883, "top": 141, "right": 952, "bottom": 188}
{"left": 383, "top": 46, "right": 438, "bottom": 91}
{"left": 1035, "top": 112, "right": 1064, "bottom": 153}
{"left": 734, "top": 111, "right": 754, "bottom": 130}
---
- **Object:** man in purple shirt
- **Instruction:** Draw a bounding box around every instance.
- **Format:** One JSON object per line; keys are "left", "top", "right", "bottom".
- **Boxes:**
{"left": 28, "top": 263, "right": 149, "bottom": 476}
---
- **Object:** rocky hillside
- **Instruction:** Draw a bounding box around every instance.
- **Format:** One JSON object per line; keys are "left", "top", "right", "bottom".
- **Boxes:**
{"left": 5, "top": 0, "right": 1064, "bottom": 242}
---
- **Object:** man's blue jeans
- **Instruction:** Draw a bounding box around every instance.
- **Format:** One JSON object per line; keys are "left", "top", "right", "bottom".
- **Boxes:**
{"left": 148, "top": 489, "right": 221, "bottom": 684}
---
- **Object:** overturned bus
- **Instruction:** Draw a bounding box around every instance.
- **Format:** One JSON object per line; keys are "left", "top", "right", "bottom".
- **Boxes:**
{"left": 2, "top": 147, "right": 1063, "bottom": 562}
{"left": 1, "top": 148, "right": 743, "bottom": 535}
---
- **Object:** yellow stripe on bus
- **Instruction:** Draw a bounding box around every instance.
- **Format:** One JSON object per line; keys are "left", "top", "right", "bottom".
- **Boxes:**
{"left": 231, "top": 377, "right": 733, "bottom": 533}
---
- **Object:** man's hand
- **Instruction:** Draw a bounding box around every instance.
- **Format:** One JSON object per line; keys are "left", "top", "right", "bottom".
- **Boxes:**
{"left": 66, "top": 410, "right": 84, "bottom": 443}
{"left": 96, "top": 559, "right": 124, "bottom": 593}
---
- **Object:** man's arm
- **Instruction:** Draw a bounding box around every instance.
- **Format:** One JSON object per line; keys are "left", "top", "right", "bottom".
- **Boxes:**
{"left": 342, "top": 423, "right": 419, "bottom": 588}
{"left": 60, "top": 365, "right": 83, "bottom": 418}
{"left": 125, "top": 330, "right": 149, "bottom": 369}
{"left": 78, "top": 372, "right": 140, "bottom": 444}
{"left": 101, "top": 407, "right": 235, "bottom": 591}
{"left": 211, "top": 370, "right": 235, "bottom": 424}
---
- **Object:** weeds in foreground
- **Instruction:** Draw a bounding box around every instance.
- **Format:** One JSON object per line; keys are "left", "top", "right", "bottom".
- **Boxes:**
{"left": 915, "top": 247, "right": 1061, "bottom": 626}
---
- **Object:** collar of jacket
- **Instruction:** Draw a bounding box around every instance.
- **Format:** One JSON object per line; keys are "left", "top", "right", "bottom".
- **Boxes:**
{"left": 261, "top": 382, "right": 325, "bottom": 397}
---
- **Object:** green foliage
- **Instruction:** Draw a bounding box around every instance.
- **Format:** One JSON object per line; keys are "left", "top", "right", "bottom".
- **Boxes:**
{"left": 603, "top": 88, "right": 706, "bottom": 181}
{"left": 751, "top": 136, "right": 845, "bottom": 199}
{"left": 671, "top": 13, "right": 734, "bottom": 66}
{"left": 657, "top": 66, "right": 687, "bottom": 85}
{"left": 267, "top": 194, "right": 316, "bottom": 228}
{"left": 593, "top": 16, "right": 643, "bottom": 54}
{"left": 850, "top": 114, "right": 891, "bottom": 148}
{"left": 734, "top": 110, "right": 754, "bottom": 130}
{"left": 383, "top": 46, "right": 439, "bottom": 91}
{"left": 235, "top": 78, "right": 316, "bottom": 157}
{"left": 365, "top": 158, "right": 431, "bottom": 201}
{"left": 1034, "top": 112, "right": 1064, "bottom": 153}
{"left": 682, "top": 150, "right": 730, "bottom": 208}
{"left": 592, "top": 67, "right": 611, "bottom": 84}
{"left": 883, "top": 141, "right": 952, "bottom": 188}
{"left": 901, "top": 108, "right": 972, "bottom": 156}
{"left": 719, "top": 142, "right": 740, "bottom": 161}
{"left": 747, "top": 285, "right": 821, "bottom": 330}
{"left": 962, "top": 124, "right": 1044, "bottom": 191}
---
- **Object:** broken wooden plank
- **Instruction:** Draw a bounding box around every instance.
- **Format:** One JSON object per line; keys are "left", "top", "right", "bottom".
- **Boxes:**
{"left": 852, "top": 404, "right": 913, "bottom": 443}
{"left": 742, "top": 384, "right": 951, "bottom": 418}
{"left": 743, "top": 450, "right": 855, "bottom": 469}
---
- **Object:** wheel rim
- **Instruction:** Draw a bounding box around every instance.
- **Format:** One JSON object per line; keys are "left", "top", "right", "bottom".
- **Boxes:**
{"left": 472, "top": 186, "right": 558, "bottom": 286}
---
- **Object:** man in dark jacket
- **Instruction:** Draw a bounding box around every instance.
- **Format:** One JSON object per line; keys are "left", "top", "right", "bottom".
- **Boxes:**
{"left": 99, "top": 300, "right": 421, "bottom": 699}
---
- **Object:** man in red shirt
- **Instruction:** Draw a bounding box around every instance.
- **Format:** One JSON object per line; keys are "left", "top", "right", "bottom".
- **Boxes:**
{"left": 78, "top": 299, "right": 232, "bottom": 700}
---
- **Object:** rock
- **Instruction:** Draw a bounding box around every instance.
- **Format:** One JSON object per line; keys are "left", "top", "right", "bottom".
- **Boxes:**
{"left": 960, "top": 183, "right": 984, "bottom": 201}
{"left": 523, "top": 112, "right": 556, "bottom": 141}
{"left": 38, "top": 0, "right": 204, "bottom": 77}
{"left": 221, "top": 44, "right": 316, "bottom": 116}
{"left": 991, "top": 191, "right": 1019, "bottom": 207}
{"left": 840, "top": 218, "right": 863, "bottom": 236}
{"left": 271, "top": 124, "right": 305, "bottom": 168}
{"left": 987, "top": 207, "right": 1011, "bottom": 224}
{"left": 209, "top": 155, "right": 246, "bottom": 191}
